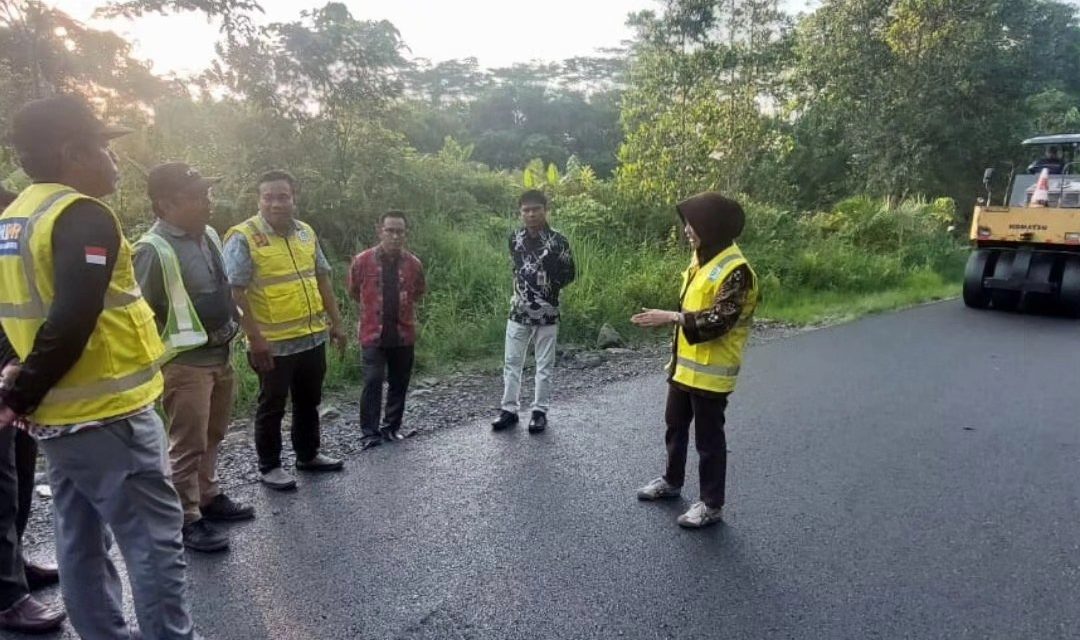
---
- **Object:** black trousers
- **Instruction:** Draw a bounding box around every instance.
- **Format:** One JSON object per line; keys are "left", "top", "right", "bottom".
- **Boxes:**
{"left": 360, "top": 346, "right": 415, "bottom": 438}
{"left": 0, "top": 428, "right": 35, "bottom": 609}
{"left": 663, "top": 384, "right": 729, "bottom": 509}
{"left": 253, "top": 343, "right": 326, "bottom": 473}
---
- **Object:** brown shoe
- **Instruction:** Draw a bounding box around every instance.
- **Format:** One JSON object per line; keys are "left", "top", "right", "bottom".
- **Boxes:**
{"left": 24, "top": 559, "right": 59, "bottom": 591}
{"left": 0, "top": 594, "right": 66, "bottom": 634}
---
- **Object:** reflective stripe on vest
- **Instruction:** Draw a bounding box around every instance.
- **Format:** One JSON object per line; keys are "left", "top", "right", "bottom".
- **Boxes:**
{"left": 134, "top": 232, "right": 208, "bottom": 359}
{"left": 673, "top": 357, "right": 741, "bottom": 378}
{"left": 0, "top": 289, "right": 142, "bottom": 319}
{"left": 0, "top": 183, "right": 164, "bottom": 425}
{"left": 43, "top": 363, "right": 161, "bottom": 404}
{"left": 0, "top": 188, "right": 78, "bottom": 320}
{"left": 253, "top": 268, "right": 317, "bottom": 288}
{"left": 257, "top": 315, "right": 323, "bottom": 333}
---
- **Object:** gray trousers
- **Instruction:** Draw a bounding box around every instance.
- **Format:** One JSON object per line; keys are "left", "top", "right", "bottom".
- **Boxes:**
{"left": 39, "top": 410, "right": 195, "bottom": 640}
{"left": 500, "top": 320, "right": 558, "bottom": 414}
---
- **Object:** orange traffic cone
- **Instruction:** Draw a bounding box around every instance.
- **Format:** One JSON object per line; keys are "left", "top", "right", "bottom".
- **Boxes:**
{"left": 1031, "top": 168, "right": 1050, "bottom": 207}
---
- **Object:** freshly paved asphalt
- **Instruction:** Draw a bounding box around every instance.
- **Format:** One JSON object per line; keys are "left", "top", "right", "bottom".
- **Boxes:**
{"left": 9, "top": 300, "right": 1080, "bottom": 639}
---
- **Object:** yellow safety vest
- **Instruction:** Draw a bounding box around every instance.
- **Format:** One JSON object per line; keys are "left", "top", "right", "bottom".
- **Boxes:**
{"left": 133, "top": 228, "right": 227, "bottom": 361}
{"left": 670, "top": 243, "right": 758, "bottom": 394}
{"left": 0, "top": 183, "right": 164, "bottom": 425}
{"left": 224, "top": 215, "right": 326, "bottom": 343}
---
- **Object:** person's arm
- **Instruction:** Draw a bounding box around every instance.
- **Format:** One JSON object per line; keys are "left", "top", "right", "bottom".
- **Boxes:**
{"left": 551, "top": 233, "right": 575, "bottom": 288}
{"left": 317, "top": 272, "right": 346, "bottom": 353}
{"left": 0, "top": 329, "right": 15, "bottom": 369}
{"left": 680, "top": 265, "right": 752, "bottom": 344}
{"left": 0, "top": 202, "right": 121, "bottom": 416}
{"left": 347, "top": 254, "right": 364, "bottom": 304}
{"left": 222, "top": 234, "right": 274, "bottom": 372}
{"left": 231, "top": 286, "right": 273, "bottom": 371}
{"left": 509, "top": 231, "right": 524, "bottom": 273}
{"left": 415, "top": 258, "right": 426, "bottom": 300}
{"left": 132, "top": 240, "right": 168, "bottom": 334}
{"left": 631, "top": 265, "right": 751, "bottom": 342}
{"left": 315, "top": 242, "right": 346, "bottom": 352}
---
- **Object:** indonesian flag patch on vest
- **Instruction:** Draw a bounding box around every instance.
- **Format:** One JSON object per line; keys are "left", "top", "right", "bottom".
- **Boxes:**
{"left": 84, "top": 246, "right": 107, "bottom": 266}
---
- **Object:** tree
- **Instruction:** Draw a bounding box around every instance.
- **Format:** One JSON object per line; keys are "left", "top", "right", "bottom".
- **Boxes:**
{"left": 617, "top": 0, "right": 792, "bottom": 208}
{"left": 0, "top": 1, "right": 175, "bottom": 186}
{"left": 96, "top": 0, "right": 264, "bottom": 48}
{"left": 791, "top": 0, "right": 1080, "bottom": 207}
{"left": 209, "top": 2, "right": 407, "bottom": 120}
{"left": 0, "top": 1, "right": 170, "bottom": 106}
{"left": 406, "top": 57, "right": 489, "bottom": 106}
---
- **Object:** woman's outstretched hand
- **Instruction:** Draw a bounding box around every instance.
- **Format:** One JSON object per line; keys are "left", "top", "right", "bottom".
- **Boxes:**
{"left": 631, "top": 308, "right": 680, "bottom": 328}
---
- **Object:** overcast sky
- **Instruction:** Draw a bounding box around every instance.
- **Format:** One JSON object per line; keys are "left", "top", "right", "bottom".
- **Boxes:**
{"left": 50, "top": 0, "right": 821, "bottom": 77}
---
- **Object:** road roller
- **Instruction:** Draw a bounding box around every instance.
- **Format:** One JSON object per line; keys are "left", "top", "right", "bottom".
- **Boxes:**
{"left": 964, "top": 134, "right": 1080, "bottom": 315}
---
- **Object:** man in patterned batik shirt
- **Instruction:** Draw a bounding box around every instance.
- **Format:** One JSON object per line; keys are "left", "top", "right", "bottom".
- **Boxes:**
{"left": 491, "top": 190, "right": 575, "bottom": 434}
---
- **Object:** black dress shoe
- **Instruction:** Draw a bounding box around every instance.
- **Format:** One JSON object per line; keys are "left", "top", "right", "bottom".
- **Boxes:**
{"left": 491, "top": 411, "right": 519, "bottom": 431}
{"left": 182, "top": 519, "right": 229, "bottom": 553}
{"left": 23, "top": 560, "right": 59, "bottom": 591}
{"left": 201, "top": 494, "right": 255, "bottom": 522}
{"left": 527, "top": 411, "right": 547, "bottom": 433}
{"left": 0, "top": 594, "right": 66, "bottom": 634}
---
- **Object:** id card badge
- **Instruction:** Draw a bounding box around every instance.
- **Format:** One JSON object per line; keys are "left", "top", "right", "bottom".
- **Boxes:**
{"left": 536, "top": 270, "right": 548, "bottom": 288}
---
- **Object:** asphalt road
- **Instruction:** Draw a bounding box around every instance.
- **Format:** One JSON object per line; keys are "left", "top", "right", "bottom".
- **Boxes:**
{"left": 9, "top": 300, "right": 1080, "bottom": 640}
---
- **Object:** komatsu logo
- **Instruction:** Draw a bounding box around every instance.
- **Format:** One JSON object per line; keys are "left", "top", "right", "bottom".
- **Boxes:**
{"left": 1008, "top": 224, "right": 1048, "bottom": 231}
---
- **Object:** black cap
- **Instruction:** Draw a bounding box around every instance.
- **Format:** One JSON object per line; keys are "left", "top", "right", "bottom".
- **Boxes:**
{"left": 147, "top": 163, "right": 220, "bottom": 202}
{"left": 9, "top": 95, "right": 132, "bottom": 155}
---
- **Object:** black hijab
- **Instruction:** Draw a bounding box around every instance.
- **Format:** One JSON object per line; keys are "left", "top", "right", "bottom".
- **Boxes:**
{"left": 675, "top": 192, "right": 746, "bottom": 264}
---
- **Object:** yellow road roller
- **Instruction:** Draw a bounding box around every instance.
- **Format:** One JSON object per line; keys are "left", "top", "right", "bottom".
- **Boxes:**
{"left": 965, "top": 134, "right": 1080, "bottom": 315}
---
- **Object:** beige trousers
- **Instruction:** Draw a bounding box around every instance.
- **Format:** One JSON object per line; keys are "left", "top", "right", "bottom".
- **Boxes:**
{"left": 162, "top": 361, "right": 235, "bottom": 524}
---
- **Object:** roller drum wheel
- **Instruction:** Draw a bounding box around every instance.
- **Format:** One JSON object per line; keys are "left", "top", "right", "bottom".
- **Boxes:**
{"left": 963, "top": 250, "right": 991, "bottom": 309}
{"left": 988, "top": 250, "right": 1021, "bottom": 311}
{"left": 1058, "top": 256, "right": 1080, "bottom": 317}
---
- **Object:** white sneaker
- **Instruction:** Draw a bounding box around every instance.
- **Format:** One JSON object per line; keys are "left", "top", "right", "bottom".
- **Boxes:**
{"left": 677, "top": 501, "right": 723, "bottom": 528}
{"left": 636, "top": 477, "right": 681, "bottom": 501}
{"left": 260, "top": 467, "right": 297, "bottom": 491}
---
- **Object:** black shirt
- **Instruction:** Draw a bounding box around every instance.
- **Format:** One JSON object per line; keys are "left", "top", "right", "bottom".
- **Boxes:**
{"left": 508, "top": 226, "right": 576, "bottom": 326}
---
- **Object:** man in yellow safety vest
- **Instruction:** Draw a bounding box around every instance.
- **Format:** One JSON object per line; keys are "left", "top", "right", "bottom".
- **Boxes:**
{"left": 0, "top": 95, "right": 202, "bottom": 637}
{"left": 222, "top": 170, "right": 347, "bottom": 490}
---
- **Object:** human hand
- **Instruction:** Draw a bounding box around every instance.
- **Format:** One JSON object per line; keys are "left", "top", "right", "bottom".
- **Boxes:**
{"left": 247, "top": 335, "right": 274, "bottom": 373}
{"left": 329, "top": 325, "right": 347, "bottom": 356}
{"left": 0, "top": 361, "right": 21, "bottom": 429}
{"left": 0, "top": 362, "right": 20, "bottom": 388}
{"left": 631, "top": 308, "right": 680, "bottom": 328}
{"left": 0, "top": 406, "right": 16, "bottom": 430}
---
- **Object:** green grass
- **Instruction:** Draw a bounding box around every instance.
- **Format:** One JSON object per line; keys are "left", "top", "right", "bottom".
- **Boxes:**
{"left": 759, "top": 268, "right": 961, "bottom": 325}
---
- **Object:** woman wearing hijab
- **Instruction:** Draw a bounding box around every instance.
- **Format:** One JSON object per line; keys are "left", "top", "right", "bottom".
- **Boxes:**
{"left": 631, "top": 192, "right": 759, "bottom": 528}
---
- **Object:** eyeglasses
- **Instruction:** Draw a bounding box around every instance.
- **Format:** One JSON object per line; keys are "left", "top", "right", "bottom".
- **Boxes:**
{"left": 382, "top": 228, "right": 407, "bottom": 236}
